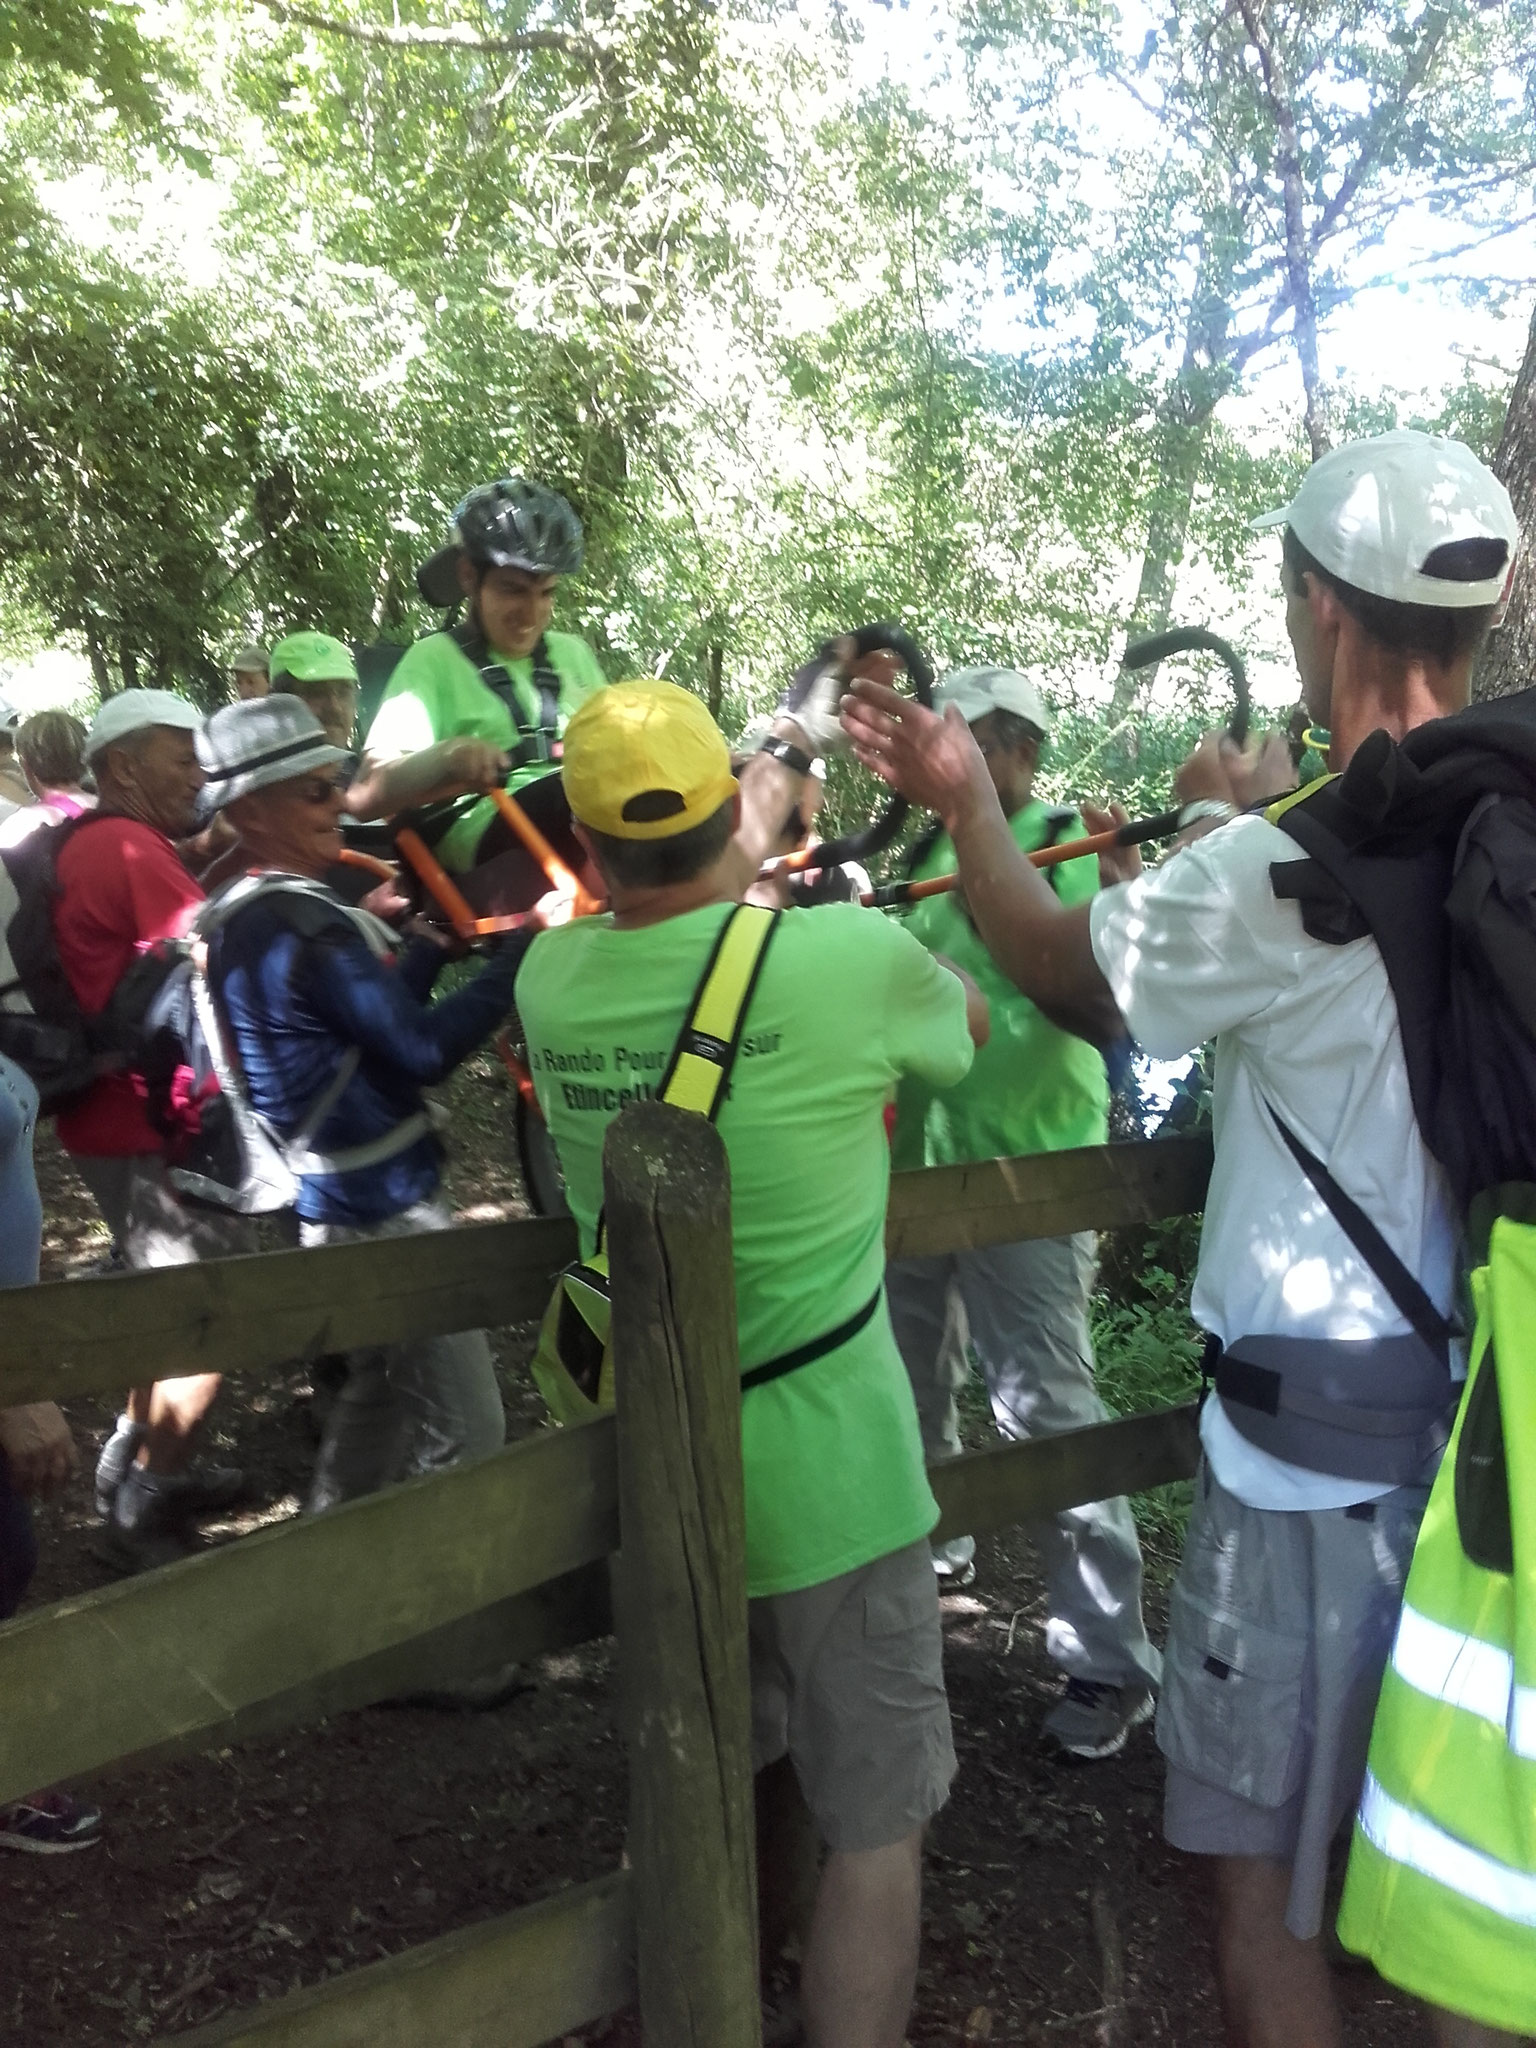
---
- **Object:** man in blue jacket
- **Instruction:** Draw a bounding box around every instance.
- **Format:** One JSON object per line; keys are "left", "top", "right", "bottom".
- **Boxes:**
{"left": 198, "top": 698, "right": 533, "bottom": 1510}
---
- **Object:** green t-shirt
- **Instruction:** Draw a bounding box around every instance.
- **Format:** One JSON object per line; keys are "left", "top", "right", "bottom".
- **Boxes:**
{"left": 891, "top": 800, "right": 1109, "bottom": 1171}
{"left": 364, "top": 628, "right": 607, "bottom": 870}
{"left": 517, "top": 901, "right": 975, "bottom": 1598}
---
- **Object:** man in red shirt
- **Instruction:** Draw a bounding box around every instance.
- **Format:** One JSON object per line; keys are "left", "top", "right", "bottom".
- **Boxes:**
{"left": 55, "top": 691, "right": 251, "bottom": 1572}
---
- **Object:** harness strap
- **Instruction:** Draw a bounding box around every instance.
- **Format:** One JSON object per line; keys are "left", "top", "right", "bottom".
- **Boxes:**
{"left": 1264, "top": 1099, "right": 1455, "bottom": 1362}
{"left": 452, "top": 624, "right": 564, "bottom": 768}
{"left": 740, "top": 1287, "right": 883, "bottom": 1392}
{"left": 659, "top": 903, "right": 780, "bottom": 1118}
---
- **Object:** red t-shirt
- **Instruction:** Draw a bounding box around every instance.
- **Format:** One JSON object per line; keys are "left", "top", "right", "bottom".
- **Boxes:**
{"left": 53, "top": 816, "right": 205, "bottom": 1157}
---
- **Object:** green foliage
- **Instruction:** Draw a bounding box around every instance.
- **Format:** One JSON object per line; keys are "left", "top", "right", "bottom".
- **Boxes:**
{"left": 1090, "top": 1261, "right": 1202, "bottom": 1572}
{"left": 0, "top": 212, "right": 275, "bottom": 700}
{"left": 0, "top": 0, "right": 1529, "bottom": 728}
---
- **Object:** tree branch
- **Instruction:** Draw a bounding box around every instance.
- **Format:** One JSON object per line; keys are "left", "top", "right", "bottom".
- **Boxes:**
{"left": 1236, "top": 0, "right": 1328, "bottom": 455}
{"left": 1309, "top": 5, "right": 1450, "bottom": 248}
{"left": 252, "top": 1, "right": 595, "bottom": 64}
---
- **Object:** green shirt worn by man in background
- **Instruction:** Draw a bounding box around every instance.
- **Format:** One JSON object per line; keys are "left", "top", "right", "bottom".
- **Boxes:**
{"left": 893, "top": 795, "right": 1107, "bottom": 1169}
{"left": 885, "top": 665, "right": 1160, "bottom": 1765}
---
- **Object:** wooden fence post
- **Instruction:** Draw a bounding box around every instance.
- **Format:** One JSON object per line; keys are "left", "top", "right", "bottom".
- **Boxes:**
{"left": 604, "top": 1101, "right": 761, "bottom": 2048}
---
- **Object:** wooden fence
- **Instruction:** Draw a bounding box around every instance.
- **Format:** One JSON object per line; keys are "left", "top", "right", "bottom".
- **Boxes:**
{"left": 0, "top": 1117, "right": 1212, "bottom": 2048}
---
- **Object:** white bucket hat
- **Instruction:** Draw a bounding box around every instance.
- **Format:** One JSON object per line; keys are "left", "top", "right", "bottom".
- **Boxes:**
{"left": 1252, "top": 430, "right": 1518, "bottom": 609}
{"left": 936, "top": 666, "right": 1051, "bottom": 735}
{"left": 198, "top": 697, "right": 353, "bottom": 810}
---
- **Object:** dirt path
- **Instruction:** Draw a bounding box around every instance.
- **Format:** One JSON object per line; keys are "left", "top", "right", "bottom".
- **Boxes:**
{"left": 6, "top": 1066, "right": 1428, "bottom": 2045}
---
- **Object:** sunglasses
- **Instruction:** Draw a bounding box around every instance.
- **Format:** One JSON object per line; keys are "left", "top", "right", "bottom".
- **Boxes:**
{"left": 294, "top": 775, "right": 349, "bottom": 807}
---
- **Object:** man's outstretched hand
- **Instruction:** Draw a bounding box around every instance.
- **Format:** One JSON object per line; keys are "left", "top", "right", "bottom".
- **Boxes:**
{"left": 839, "top": 678, "right": 992, "bottom": 826}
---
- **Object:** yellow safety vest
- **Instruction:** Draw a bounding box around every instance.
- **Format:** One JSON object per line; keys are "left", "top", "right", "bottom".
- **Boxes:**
{"left": 1338, "top": 1218, "right": 1536, "bottom": 2034}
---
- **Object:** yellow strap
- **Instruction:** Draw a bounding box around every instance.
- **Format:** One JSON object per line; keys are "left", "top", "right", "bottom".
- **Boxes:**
{"left": 662, "top": 905, "right": 777, "bottom": 1120}
{"left": 1265, "top": 771, "right": 1340, "bottom": 825}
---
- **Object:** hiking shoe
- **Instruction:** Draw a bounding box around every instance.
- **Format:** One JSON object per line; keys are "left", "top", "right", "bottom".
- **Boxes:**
{"left": 155, "top": 1462, "right": 247, "bottom": 1519}
{"left": 1041, "top": 1679, "right": 1156, "bottom": 1762}
{"left": 93, "top": 1415, "right": 145, "bottom": 1518}
{"left": 386, "top": 1661, "right": 531, "bottom": 1713}
{"left": 94, "top": 1465, "right": 199, "bottom": 1575}
{"left": 93, "top": 1519, "right": 196, "bottom": 1576}
{"left": 0, "top": 1792, "right": 102, "bottom": 1854}
{"left": 932, "top": 1533, "right": 978, "bottom": 1590}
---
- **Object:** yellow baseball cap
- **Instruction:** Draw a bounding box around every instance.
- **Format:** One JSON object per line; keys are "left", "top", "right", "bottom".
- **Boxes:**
{"left": 562, "top": 681, "right": 739, "bottom": 840}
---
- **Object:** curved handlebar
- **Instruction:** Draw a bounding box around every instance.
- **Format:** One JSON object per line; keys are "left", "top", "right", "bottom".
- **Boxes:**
{"left": 1121, "top": 626, "right": 1251, "bottom": 748}
{"left": 803, "top": 622, "right": 936, "bottom": 870}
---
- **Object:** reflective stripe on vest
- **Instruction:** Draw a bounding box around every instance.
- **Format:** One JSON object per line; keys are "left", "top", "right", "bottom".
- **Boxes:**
{"left": 1337, "top": 1224, "right": 1536, "bottom": 2030}
{"left": 1390, "top": 1601, "right": 1536, "bottom": 1759}
{"left": 1358, "top": 1771, "right": 1536, "bottom": 1929}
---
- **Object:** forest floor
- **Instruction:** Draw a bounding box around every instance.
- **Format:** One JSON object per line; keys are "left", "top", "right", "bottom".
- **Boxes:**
{"left": 5, "top": 1050, "right": 1429, "bottom": 2047}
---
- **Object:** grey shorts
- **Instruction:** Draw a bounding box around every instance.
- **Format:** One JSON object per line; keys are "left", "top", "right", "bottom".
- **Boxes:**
{"left": 1158, "top": 1462, "right": 1427, "bottom": 1938}
{"left": 72, "top": 1152, "right": 257, "bottom": 1269}
{"left": 749, "top": 1539, "right": 956, "bottom": 1855}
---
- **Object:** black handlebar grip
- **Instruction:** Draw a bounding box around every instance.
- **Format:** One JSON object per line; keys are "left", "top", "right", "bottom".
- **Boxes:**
{"left": 803, "top": 621, "right": 936, "bottom": 870}
{"left": 1122, "top": 626, "right": 1251, "bottom": 748}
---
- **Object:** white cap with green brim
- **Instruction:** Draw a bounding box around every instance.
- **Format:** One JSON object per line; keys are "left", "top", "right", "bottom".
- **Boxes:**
{"left": 1251, "top": 429, "right": 1519, "bottom": 609}
{"left": 936, "top": 666, "right": 1051, "bottom": 735}
{"left": 84, "top": 690, "right": 202, "bottom": 762}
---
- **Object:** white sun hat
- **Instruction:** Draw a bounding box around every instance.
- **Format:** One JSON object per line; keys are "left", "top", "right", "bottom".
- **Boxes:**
{"left": 935, "top": 667, "right": 1051, "bottom": 735}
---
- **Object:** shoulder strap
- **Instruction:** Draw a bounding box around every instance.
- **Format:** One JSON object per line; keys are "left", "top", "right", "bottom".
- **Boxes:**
{"left": 197, "top": 873, "right": 400, "bottom": 961}
{"left": 450, "top": 624, "right": 562, "bottom": 767}
{"left": 659, "top": 904, "right": 781, "bottom": 1120}
{"left": 1263, "top": 1099, "right": 1454, "bottom": 1360}
{"left": 1037, "top": 806, "right": 1076, "bottom": 897}
{"left": 587, "top": 903, "right": 781, "bottom": 1264}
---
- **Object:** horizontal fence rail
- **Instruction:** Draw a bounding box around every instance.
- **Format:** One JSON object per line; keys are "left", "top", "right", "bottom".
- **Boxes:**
{"left": 165, "top": 1870, "right": 634, "bottom": 2048}
{"left": 0, "top": 1401, "right": 1201, "bottom": 1811}
{"left": 0, "top": 1135, "right": 1212, "bottom": 1407}
{"left": 884, "top": 1132, "right": 1212, "bottom": 1261}
{"left": 0, "top": 1128, "right": 1214, "bottom": 2048}
{"left": 0, "top": 1418, "right": 618, "bottom": 1807}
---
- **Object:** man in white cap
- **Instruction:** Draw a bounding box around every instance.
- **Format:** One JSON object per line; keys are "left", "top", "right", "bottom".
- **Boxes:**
{"left": 230, "top": 646, "right": 270, "bottom": 702}
{"left": 842, "top": 429, "right": 1520, "bottom": 2048}
{"left": 886, "top": 666, "right": 1161, "bottom": 1761}
{"left": 54, "top": 690, "right": 251, "bottom": 1572}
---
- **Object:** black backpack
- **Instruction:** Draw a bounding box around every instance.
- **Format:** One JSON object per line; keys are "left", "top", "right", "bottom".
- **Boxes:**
{"left": 0, "top": 813, "right": 182, "bottom": 1111}
{"left": 1264, "top": 685, "right": 1536, "bottom": 1566}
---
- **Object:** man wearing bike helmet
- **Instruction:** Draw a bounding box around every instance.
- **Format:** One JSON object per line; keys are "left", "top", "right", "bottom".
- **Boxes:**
{"left": 360, "top": 476, "right": 605, "bottom": 871}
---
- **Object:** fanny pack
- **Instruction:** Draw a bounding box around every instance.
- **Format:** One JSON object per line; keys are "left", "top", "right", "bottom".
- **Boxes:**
{"left": 532, "top": 904, "right": 882, "bottom": 1425}
{"left": 1205, "top": 1102, "right": 1458, "bottom": 1483}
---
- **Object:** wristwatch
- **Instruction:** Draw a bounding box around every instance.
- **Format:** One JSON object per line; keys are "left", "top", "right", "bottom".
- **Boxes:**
{"left": 757, "top": 734, "right": 816, "bottom": 777}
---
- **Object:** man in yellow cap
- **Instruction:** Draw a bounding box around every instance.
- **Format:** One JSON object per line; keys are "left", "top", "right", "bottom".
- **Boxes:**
{"left": 517, "top": 680, "right": 988, "bottom": 2048}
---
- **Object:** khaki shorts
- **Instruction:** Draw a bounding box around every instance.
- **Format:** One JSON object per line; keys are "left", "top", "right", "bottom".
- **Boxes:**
{"left": 749, "top": 1539, "right": 956, "bottom": 1854}
{"left": 1158, "top": 1462, "right": 1427, "bottom": 1939}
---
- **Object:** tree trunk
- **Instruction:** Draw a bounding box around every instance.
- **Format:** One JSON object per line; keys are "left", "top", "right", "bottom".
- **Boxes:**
{"left": 1107, "top": 401, "right": 1215, "bottom": 722}
{"left": 1475, "top": 300, "right": 1536, "bottom": 701}
{"left": 82, "top": 625, "right": 114, "bottom": 701}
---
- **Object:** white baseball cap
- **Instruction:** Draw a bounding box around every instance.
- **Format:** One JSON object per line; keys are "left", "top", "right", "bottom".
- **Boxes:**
{"left": 1252, "top": 430, "right": 1518, "bottom": 609}
{"left": 0, "top": 694, "right": 19, "bottom": 733}
{"left": 936, "top": 666, "right": 1051, "bottom": 735}
{"left": 84, "top": 689, "right": 203, "bottom": 762}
